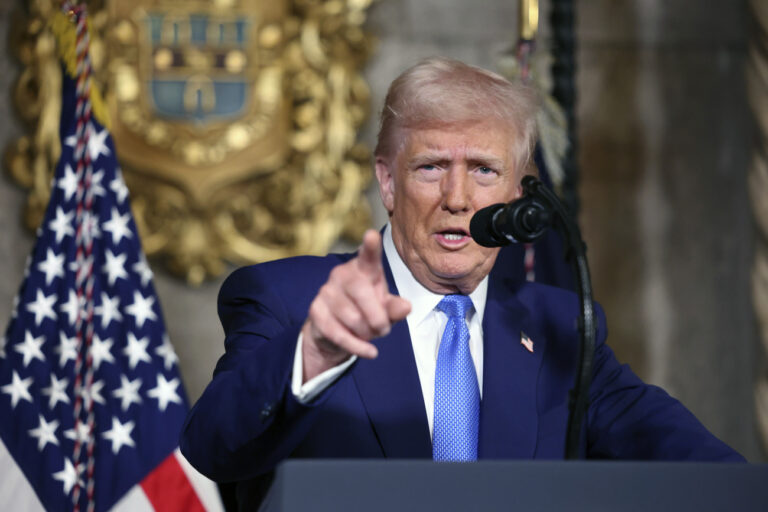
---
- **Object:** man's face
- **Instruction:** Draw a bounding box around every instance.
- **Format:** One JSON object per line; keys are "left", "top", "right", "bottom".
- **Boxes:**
{"left": 375, "top": 119, "right": 521, "bottom": 294}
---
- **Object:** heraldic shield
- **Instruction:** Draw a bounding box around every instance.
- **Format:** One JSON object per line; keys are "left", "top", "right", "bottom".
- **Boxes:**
{"left": 7, "top": 0, "right": 374, "bottom": 284}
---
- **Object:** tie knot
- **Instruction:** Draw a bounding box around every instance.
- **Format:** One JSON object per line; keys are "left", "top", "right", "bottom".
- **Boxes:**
{"left": 437, "top": 294, "right": 473, "bottom": 319}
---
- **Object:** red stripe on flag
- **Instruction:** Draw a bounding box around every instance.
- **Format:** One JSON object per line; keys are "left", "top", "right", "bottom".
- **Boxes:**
{"left": 140, "top": 453, "right": 206, "bottom": 512}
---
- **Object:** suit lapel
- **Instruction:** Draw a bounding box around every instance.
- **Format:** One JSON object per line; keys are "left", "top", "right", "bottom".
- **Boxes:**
{"left": 350, "top": 254, "right": 432, "bottom": 458}
{"left": 479, "top": 274, "right": 545, "bottom": 459}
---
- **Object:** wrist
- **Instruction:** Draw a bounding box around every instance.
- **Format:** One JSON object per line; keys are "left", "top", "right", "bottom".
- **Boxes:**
{"left": 301, "top": 321, "right": 349, "bottom": 382}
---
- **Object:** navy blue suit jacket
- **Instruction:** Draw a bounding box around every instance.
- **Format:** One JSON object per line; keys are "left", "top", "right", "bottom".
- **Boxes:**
{"left": 180, "top": 248, "right": 743, "bottom": 507}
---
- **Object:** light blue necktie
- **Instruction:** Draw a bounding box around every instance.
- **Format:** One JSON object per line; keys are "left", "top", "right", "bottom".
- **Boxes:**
{"left": 433, "top": 294, "right": 479, "bottom": 461}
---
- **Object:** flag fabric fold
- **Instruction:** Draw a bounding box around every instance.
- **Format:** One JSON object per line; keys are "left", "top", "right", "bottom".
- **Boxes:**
{"left": 0, "top": 6, "right": 221, "bottom": 511}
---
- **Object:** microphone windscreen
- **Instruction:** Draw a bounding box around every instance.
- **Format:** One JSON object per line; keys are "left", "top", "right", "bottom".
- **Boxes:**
{"left": 470, "top": 204, "right": 508, "bottom": 248}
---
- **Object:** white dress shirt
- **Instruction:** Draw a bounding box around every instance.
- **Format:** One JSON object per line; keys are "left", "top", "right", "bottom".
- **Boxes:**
{"left": 291, "top": 224, "right": 487, "bottom": 438}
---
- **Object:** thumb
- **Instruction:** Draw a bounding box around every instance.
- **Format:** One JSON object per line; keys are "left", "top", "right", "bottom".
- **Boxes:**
{"left": 385, "top": 295, "right": 411, "bottom": 323}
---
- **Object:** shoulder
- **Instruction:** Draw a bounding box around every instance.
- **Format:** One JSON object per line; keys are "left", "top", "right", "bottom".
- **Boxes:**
{"left": 221, "top": 253, "right": 355, "bottom": 291}
{"left": 219, "top": 253, "right": 355, "bottom": 306}
{"left": 222, "top": 253, "right": 351, "bottom": 291}
{"left": 216, "top": 252, "right": 356, "bottom": 331}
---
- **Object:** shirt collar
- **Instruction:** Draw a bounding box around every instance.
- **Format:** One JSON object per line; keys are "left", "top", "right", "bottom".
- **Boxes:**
{"left": 382, "top": 224, "right": 488, "bottom": 327}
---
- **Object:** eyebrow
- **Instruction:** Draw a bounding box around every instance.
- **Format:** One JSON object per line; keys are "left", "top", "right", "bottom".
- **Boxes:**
{"left": 406, "top": 150, "right": 507, "bottom": 170}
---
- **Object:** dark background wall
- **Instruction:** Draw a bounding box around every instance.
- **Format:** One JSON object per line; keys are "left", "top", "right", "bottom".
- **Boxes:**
{"left": 0, "top": 0, "right": 762, "bottom": 461}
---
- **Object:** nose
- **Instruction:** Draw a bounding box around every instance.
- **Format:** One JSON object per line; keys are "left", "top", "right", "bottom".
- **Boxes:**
{"left": 441, "top": 168, "right": 471, "bottom": 213}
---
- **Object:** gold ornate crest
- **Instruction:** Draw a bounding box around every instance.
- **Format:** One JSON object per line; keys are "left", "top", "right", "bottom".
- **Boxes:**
{"left": 6, "top": 0, "right": 374, "bottom": 284}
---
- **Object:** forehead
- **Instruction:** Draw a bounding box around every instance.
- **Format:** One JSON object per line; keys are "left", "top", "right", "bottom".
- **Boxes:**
{"left": 397, "top": 120, "right": 516, "bottom": 164}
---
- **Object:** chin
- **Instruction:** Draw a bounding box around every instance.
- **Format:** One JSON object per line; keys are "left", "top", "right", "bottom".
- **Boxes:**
{"left": 429, "top": 256, "right": 478, "bottom": 282}
{"left": 431, "top": 249, "right": 497, "bottom": 282}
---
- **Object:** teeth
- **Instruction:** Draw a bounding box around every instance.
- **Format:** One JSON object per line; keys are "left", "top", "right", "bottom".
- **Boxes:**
{"left": 444, "top": 233, "right": 464, "bottom": 241}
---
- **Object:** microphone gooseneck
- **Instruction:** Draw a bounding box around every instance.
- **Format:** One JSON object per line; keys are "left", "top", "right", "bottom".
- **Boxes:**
{"left": 470, "top": 175, "right": 597, "bottom": 461}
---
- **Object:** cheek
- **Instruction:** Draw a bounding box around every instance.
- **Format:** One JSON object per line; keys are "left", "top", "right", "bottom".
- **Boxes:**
{"left": 395, "top": 181, "right": 435, "bottom": 221}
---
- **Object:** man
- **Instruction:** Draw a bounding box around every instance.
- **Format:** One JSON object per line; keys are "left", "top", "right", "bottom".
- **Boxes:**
{"left": 180, "top": 58, "right": 743, "bottom": 508}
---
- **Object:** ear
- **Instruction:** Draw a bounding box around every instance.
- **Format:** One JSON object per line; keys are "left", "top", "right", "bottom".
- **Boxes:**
{"left": 514, "top": 181, "right": 523, "bottom": 199}
{"left": 375, "top": 156, "right": 395, "bottom": 214}
{"left": 513, "top": 166, "right": 533, "bottom": 200}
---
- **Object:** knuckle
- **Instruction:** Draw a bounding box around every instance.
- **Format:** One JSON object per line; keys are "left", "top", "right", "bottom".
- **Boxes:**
{"left": 342, "top": 308, "right": 365, "bottom": 333}
{"left": 372, "top": 316, "right": 390, "bottom": 333}
{"left": 317, "top": 282, "right": 340, "bottom": 305}
{"left": 328, "top": 265, "right": 348, "bottom": 284}
{"left": 361, "top": 304, "right": 388, "bottom": 332}
{"left": 308, "top": 300, "right": 323, "bottom": 321}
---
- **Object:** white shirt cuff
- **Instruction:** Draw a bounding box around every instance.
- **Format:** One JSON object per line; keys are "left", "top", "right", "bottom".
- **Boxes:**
{"left": 291, "top": 332, "right": 357, "bottom": 404}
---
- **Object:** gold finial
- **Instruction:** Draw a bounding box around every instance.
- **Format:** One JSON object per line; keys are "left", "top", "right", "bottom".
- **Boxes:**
{"left": 520, "top": 0, "right": 539, "bottom": 41}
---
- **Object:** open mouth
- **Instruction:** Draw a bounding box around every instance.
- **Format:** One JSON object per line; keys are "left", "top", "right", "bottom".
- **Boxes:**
{"left": 436, "top": 229, "right": 470, "bottom": 245}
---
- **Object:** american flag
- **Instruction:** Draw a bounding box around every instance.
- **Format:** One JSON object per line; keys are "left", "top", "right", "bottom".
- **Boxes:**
{"left": 0, "top": 6, "right": 221, "bottom": 511}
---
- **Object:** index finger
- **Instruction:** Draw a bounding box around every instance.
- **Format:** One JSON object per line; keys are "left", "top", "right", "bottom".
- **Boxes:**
{"left": 357, "top": 229, "right": 384, "bottom": 279}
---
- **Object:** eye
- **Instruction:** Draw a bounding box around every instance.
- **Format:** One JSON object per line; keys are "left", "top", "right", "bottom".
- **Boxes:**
{"left": 419, "top": 164, "right": 437, "bottom": 171}
{"left": 474, "top": 165, "right": 500, "bottom": 185}
{"left": 475, "top": 166, "right": 499, "bottom": 177}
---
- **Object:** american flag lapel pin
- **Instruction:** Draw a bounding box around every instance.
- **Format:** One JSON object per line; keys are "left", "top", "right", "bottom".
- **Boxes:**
{"left": 521, "top": 331, "right": 534, "bottom": 353}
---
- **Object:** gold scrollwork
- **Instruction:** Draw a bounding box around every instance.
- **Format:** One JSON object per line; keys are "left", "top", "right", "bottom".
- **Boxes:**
{"left": 6, "top": 0, "right": 374, "bottom": 285}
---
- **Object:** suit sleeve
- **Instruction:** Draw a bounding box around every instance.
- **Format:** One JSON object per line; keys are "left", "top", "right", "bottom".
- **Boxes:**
{"left": 179, "top": 264, "right": 337, "bottom": 482}
{"left": 585, "top": 304, "right": 744, "bottom": 461}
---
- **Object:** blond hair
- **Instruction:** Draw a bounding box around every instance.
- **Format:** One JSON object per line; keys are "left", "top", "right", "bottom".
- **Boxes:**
{"left": 375, "top": 57, "right": 539, "bottom": 173}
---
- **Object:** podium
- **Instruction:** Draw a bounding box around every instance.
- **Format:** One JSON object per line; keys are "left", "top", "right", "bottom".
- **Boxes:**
{"left": 260, "top": 460, "right": 768, "bottom": 511}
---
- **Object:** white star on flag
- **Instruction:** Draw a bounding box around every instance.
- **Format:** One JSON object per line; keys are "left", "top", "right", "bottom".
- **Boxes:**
{"left": 55, "top": 332, "right": 78, "bottom": 368}
{"left": 110, "top": 168, "right": 129, "bottom": 204}
{"left": 65, "top": 123, "right": 111, "bottom": 161}
{"left": 28, "top": 414, "right": 60, "bottom": 451}
{"left": 52, "top": 459, "right": 83, "bottom": 496}
{"left": 102, "top": 249, "right": 129, "bottom": 286}
{"left": 148, "top": 374, "right": 182, "bottom": 412}
{"left": 26, "top": 290, "right": 57, "bottom": 326}
{"left": 102, "top": 417, "right": 136, "bottom": 455}
{"left": 87, "top": 125, "right": 111, "bottom": 160}
{"left": 68, "top": 252, "right": 94, "bottom": 279}
{"left": 37, "top": 248, "right": 65, "bottom": 286}
{"left": 1, "top": 371, "right": 34, "bottom": 409}
{"left": 132, "top": 254, "right": 154, "bottom": 288}
{"left": 102, "top": 207, "right": 133, "bottom": 245}
{"left": 124, "top": 333, "right": 152, "bottom": 369}
{"left": 42, "top": 374, "right": 70, "bottom": 410}
{"left": 80, "top": 379, "right": 106, "bottom": 407}
{"left": 113, "top": 375, "right": 142, "bottom": 411}
{"left": 80, "top": 210, "right": 101, "bottom": 245}
{"left": 89, "top": 335, "right": 115, "bottom": 370}
{"left": 48, "top": 206, "right": 75, "bottom": 245}
{"left": 155, "top": 334, "right": 179, "bottom": 371}
{"left": 59, "top": 290, "right": 84, "bottom": 327}
{"left": 89, "top": 168, "right": 107, "bottom": 198}
{"left": 64, "top": 423, "right": 92, "bottom": 444}
{"left": 125, "top": 291, "right": 157, "bottom": 329}
{"left": 94, "top": 292, "right": 122, "bottom": 329}
{"left": 14, "top": 330, "right": 46, "bottom": 367}
{"left": 57, "top": 164, "right": 79, "bottom": 201}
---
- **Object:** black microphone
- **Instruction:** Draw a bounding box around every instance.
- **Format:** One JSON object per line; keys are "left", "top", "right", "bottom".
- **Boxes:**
{"left": 470, "top": 197, "right": 553, "bottom": 247}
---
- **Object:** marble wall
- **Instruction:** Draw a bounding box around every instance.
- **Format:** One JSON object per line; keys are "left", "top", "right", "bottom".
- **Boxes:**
{"left": 0, "top": 0, "right": 762, "bottom": 461}
{"left": 577, "top": 0, "right": 760, "bottom": 460}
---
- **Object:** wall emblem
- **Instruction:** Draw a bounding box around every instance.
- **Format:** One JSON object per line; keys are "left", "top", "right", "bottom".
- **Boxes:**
{"left": 7, "top": 0, "right": 374, "bottom": 284}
